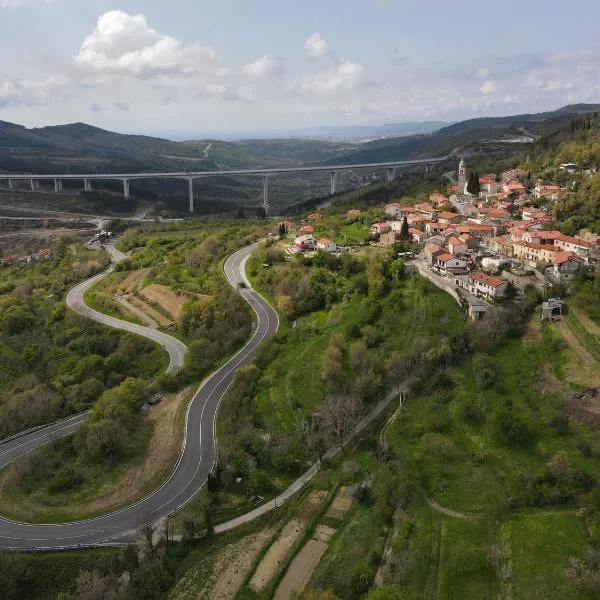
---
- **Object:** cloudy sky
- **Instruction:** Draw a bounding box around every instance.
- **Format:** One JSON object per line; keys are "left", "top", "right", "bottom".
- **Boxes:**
{"left": 1, "top": 0, "right": 600, "bottom": 137}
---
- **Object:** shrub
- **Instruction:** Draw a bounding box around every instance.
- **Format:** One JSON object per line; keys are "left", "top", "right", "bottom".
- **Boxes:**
{"left": 491, "top": 403, "right": 531, "bottom": 445}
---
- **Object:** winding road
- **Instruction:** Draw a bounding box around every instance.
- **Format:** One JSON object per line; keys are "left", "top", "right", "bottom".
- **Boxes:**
{"left": 0, "top": 242, "right": 279, "bottom": 549}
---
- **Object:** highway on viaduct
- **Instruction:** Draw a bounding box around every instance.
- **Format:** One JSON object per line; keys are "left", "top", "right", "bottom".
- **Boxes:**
{"left": 1, "top": 151, "right": 454, "bottom": 213}
{"left": 0, "top": 243, "right": 279, "bottom": 550}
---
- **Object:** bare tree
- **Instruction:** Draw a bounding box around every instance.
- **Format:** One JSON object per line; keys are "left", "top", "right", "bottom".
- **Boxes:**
{"left": 73, "top": 570, "right": 118, "bottom": 600}
{"left": 321, "top": 394, "right": 363, "bottom": 452}
{"left": 295, "top": 414, "right": 327, "bottom": 468}
{"left": 386, "top": 352, "right": 409, "bottom": 394}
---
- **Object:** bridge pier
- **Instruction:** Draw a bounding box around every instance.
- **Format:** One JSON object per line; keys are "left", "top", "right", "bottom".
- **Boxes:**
{"left": 330, "top": 171, "right": 338, "bottom": 195}
{"left": 387, "top": 167, "right": 397, "bottom": 183}
{"left": 123, "top": 179, "right": 130, "bottom": 199}
{"left": 8, "top": 179, "right": 14, "bottom": 190}
{"left": 188, "top": 177, "right": 194, "bottom": 213}
{"left": 30, "top": 179, "right": 40, "bottom": 191}
{"left": 54, "top": 179, "right": 63, "bottom": 193}
{"left": 262, "top": 174, "right": 270, "bottom": 216}
{"left": 83, "top": 179, "right": 92, "bottom": 192}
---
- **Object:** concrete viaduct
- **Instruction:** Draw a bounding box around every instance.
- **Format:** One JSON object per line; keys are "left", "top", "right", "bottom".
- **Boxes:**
{"left": 1, "top": 155, "right": 450, "bottom": 215}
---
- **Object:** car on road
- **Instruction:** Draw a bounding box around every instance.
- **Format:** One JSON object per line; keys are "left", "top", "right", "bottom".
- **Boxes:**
{"left": 238, "top": 281, "right": 247, "bottom": 289}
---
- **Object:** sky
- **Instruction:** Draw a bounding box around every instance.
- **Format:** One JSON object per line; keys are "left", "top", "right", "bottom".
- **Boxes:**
{"left": 1, "top": 0, "right": 600, "bottom": 138}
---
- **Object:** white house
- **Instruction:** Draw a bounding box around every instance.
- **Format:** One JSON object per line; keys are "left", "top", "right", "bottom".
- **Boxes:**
{"left": 554, "top": 234, "right": 595, "bottom": 259}
{"left": 384, "top": 203, "right": 403, "bottom": 217}
{"left": 317, "top": 238, "right": 337, "bottom": 253}
{"left": 448, "top": 237, "right": 468, "bottom": 255}
{"left": 471, "top": 272, "right": 509, "bottom": 298}
{"left": 294, "top": 235, "right": 317, "bottom": 250}
{"left": 435, "top": 252, "right": 468, "bottom": 274}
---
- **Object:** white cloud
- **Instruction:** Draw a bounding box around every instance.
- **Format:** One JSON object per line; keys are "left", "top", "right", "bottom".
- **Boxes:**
{"left": 74, "top": 10, "right": 219, "bottom": 80}
{"left": 197, "top": 83, "right": 254, "bottom": 104}
{"left": 242, "top": 55, "right": 285, "bottom": 78}
{"left": 480, "top": 79, "right": 497, "bottom": 95}
{"left": 304, "top": 33, "right": 329, "bottom": 58}
{"left": 292, "top": 57, "right": 365, "bottom": 95}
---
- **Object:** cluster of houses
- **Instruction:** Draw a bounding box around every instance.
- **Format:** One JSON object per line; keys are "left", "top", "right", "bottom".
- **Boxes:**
{"left": 281, "top": 211, "right": 350, "bottom": 255}
{"left": 1, "top": 247, "right": 50, "bottom": 265}
{"left": 371, "top": 161, "right": 599, "bottom": 301}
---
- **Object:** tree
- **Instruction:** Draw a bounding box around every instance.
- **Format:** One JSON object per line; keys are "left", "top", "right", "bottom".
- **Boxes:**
{"left": 467, "top": 171, "right": 481, "bottom": 196}
{"left": 349, "top": 340, "right": 369, "bottom": 373}
{"left": 321, "top": 394, "right": 362, "bottom": 451}
{"left": 321, "top": 345, "right": 344, "bottom": 392}
{"left": 276, "top": 294, "right": 294, "bottom": 320}
{"left": 72, "top": 570, "right": 118, "bottom": 600}
{"left": 389, "top": 259, "right": 405, "bottom": 281}
{"left": 236, "top": 205, "right": 245, "bottom": 219}
{"left": 400, "top": 215, "right": 410, "bottom": 240}
{"left": 386, "top": 351, "right": 408, "bottom": 393}
{"left": 278, "top": 222, "right": 286, "bottom": 238}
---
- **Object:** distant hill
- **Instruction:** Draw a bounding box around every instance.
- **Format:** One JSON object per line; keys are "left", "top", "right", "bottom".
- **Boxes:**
{"left": 1, "top": 103, "right": 599, "bottom": 215}
{"left": 324, "top": 103, "right": 600, "bottom": 166}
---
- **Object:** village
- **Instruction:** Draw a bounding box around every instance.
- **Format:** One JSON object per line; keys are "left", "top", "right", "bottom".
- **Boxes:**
{"left": 283, "top": 158, "right": 599, "bottom": 321}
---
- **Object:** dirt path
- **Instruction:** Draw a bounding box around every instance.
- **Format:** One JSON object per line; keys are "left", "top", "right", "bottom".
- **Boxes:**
{"left": 557, "top": 321, "right": 597, "bottom": 367}
{"left": 424, "top": 493, "right": 476, "bottom": 521}
{"left": 379, "top": 401, "right": 402, "bottom": 451}
{"left": 556, "top": 321, "right": 600, "bottom": 388}
{"left": 572, "top": 307, "right": 600, "bottom": 337}
{"left": 375, "top": 507, "right": 404, "bottom": 586}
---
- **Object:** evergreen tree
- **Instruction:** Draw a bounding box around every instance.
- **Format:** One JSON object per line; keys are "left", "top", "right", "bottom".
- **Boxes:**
{"left": 467, "top": 171, "right": 481, "bottom": 196}
{"left": 278, "top": 223, "right": 286, "bottom": 238}
{"left": 400, "top": 216, "right": 410, "bottom": 240}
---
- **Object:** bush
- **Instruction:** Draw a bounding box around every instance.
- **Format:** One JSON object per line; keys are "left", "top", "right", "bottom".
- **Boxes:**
{"left": 491, "top": 403, "right": 531, "bottom": 445}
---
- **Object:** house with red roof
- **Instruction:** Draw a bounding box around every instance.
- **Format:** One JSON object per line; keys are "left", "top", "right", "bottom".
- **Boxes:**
{"left": 425, "top": 243, "right": 445, "bottom": 265}
{"left": 533, "top": 183, "right": 562, "bottom": 200}
{"left": 553, "top": 234, "right": 595, "bottom": 259}
{"left": 425, "top": 222, "right": 449, "bottom": 236}
{"left": 513, "top": 241, "right": 557, "bottom": 264}
{"left": 371, "top": 222, "right": 391, "bottom": 235}
{"left": 551, "top": 251, "right": 584, "bottom": 281}
{"left": 299, "top": 224, "right": 314, "bottom": 235}
{"left": 294, "top": 235, "right": 317, "bottom": 250}
{"left": 317, "top": 238, "right": 337, "bottom": 253}
{"left": 306, "top": 212, "right": 321, "bottom": 222}
{"left": 435, "top": 253, "right": 468, "bottom": 274}
{"left": 429, "top": 192, "right": 449, "bottom": 208}
{"left": 503, "top": 179, "right": 526, "bottom": 197}
{"left": 438, "top": 211, "right": 462, "bottom": 225}
{"left": 459, "top": 233, "right": 480, "bottom": 250}
{"left": 448, "top": 237, "right": 468, "bottom": 255}
{"left": 409, "top": 228, "right": 425, "bottom": 244}
{"left": 455, "top": 272, "right": 509, "bottom": 299}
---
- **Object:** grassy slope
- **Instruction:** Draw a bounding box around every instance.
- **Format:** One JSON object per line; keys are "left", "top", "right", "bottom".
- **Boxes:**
{"left": 249, "top": 275, "right": 463, "bottom": 440}
{"left": 378, "top": 318, "right": 599, "bottom": 598}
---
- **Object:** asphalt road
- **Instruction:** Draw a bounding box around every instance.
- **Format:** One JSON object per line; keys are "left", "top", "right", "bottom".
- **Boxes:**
{"left": 0, "top": 243, "right": 279, "bottom": 549}
{"left": 67, "top": 244, "right": 187, "bottom": 374}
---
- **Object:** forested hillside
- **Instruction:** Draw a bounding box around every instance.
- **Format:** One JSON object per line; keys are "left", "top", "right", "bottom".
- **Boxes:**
{"left": 0, "top": 240, "right": 165, "bottom": 437}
